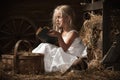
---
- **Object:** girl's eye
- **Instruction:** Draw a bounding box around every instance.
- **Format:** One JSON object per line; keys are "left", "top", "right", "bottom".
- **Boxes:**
{"left": 57, "top": 15, "right": 62, "bottom": 18}
{"left": 57, "top": 16, "right": 61, "bottom": 18}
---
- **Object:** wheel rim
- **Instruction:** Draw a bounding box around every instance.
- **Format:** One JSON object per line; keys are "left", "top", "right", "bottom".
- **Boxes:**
{"left": 0, "top": 16, "right": 36, "bottom": 54}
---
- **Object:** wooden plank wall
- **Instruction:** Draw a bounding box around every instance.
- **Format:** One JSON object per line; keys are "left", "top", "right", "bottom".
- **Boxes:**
{"left": 0, "top": 0, "right": 85, "bottom": 29}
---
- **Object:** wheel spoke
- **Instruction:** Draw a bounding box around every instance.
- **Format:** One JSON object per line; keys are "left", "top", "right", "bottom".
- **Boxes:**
{"left": 5, "top": 23, "right": 14, "bottom": 33}
{"left": 3, "top": 39, "right": 14, "bottom": 49}
{"left": 23, "top": 33, "right": 35, "bottom": 37}
{"left": 0, "top": 36, "right": 12, "bottom": 40}
{"left": 23, "top": 25, "right": 32, "bottom": 33}
{"left": 18, "top": 19, "right": 24, "bottom": 32}
{"left": 0, "top": 31, "right": 12, "bottom": 35}
{"left": 12, "top": 20, "right": 17, "bottom": 32}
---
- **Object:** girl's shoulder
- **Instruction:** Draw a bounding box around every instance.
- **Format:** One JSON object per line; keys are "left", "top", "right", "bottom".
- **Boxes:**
{"left": 67, "top": 30, "right": 79, "bottom": 37}
{"left": 68, "top": 30, "right": 78, "bottom": 34}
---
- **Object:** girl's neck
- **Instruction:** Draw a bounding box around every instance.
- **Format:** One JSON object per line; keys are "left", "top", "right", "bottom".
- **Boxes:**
{"left": 63, "top": 25, "right": 72, "bottom": 32}
{"left": 62, "top": 26, "right": 72, "bottom": 37}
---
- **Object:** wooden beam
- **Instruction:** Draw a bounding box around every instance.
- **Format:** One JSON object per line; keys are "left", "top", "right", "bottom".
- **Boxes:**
{"left": 83, "top": 1, "right": 103, "bottom": 11}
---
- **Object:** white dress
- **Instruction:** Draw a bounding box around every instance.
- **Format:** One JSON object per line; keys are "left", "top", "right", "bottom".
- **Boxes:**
{"left": 32, "top": 30, "right": 87, "bottom": 73}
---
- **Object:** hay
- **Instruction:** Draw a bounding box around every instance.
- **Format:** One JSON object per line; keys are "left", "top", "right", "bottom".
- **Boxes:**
{"left": 1, "top": 58, "right": 120, "bottom": 80}
{"left": 80, "top": 14, "right": 103, "bottom": 70}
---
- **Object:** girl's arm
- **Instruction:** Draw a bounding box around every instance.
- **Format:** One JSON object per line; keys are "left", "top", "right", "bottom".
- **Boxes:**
{"left": 58, "top": 31, "right": 78, "bottom": 51}
{"left": 48, "top": 30, "right": 78, "bottom": 51}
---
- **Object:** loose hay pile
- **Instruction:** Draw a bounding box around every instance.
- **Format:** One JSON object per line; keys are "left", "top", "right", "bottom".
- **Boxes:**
{"left": 0, "top": 61, "right": 120, "bottom": 80}
{"left": 80, "top": 13, "right": 103, "bottom": 69}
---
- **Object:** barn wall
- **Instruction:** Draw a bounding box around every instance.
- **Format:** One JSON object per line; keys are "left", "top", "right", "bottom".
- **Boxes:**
{"left": 0, "top": 0, "right": 84, "bottom": 29}
{"left": 103, "top": 0, "right": 120, "bottom": 55}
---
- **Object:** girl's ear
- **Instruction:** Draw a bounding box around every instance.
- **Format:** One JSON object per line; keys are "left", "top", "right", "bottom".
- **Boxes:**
{"left": 67, "top": 16, "right": 70, "bottom": 21}
{"left": 67, "top": 16, "right": 71, "bottom": 24}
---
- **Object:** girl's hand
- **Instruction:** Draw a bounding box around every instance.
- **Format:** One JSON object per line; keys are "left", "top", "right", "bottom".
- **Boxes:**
{"left": 48, "top": 30, "right": 61, "bottom": 37}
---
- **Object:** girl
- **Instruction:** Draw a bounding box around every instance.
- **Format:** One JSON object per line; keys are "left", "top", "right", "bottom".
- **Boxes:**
{"left": 32, "top": 5, "right": 87, "bottom": 73}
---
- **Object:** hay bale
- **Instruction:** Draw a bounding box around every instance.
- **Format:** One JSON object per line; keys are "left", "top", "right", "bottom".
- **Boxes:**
{"left": 80, "top": 13, "right": 103, "bottom": 69}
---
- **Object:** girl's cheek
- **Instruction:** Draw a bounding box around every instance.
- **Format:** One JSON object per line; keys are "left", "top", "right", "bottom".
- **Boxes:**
{"left": 60, "top": 19, "right": 63, "bottom": 23}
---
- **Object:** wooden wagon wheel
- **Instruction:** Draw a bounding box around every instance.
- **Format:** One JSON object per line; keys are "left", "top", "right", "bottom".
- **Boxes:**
{"left": 0, "top": 16, "right": 36, "bottom": 54}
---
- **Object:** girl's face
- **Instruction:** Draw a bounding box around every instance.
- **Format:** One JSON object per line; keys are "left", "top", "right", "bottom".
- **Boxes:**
{"left": 54, "top": 11, "right": 65, "bottom": 28}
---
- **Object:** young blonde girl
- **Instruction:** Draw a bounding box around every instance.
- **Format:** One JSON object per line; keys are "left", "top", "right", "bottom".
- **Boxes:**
{"left": 32, "top": 5, "right": 87, "bottom": 73}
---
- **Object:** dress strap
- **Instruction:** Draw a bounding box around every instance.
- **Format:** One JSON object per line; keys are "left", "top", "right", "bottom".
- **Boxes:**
{"left": 67, "top": 30, "right": 78, "bottom": 35}
{"left": 62, "top": 30, "right": 78, "bottom": 42}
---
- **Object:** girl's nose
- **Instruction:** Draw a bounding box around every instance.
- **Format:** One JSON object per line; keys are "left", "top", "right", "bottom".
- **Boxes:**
{"left": 56, "top": 18, "right": 59, "bottom": 22}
